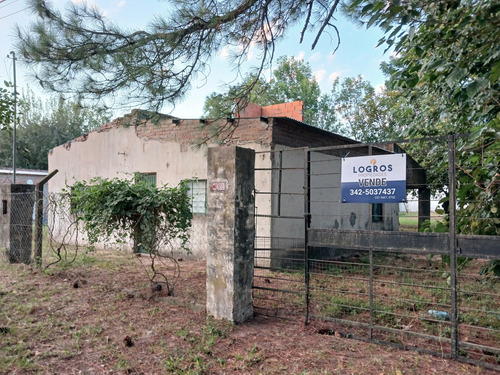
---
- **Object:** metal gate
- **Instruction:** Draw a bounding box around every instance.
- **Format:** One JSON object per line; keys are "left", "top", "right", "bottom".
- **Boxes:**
{"left": 253, "top": 136, "right": 499, "bottom": 370}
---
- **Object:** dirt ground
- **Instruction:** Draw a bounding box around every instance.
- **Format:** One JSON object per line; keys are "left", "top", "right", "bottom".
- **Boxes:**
{"left": 0, "top": 249, "right": 496, "bottom": 374}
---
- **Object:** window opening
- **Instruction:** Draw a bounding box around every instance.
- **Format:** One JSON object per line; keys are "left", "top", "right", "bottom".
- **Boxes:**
{"left": 372, "top": 203, "right": 383, "bottom": 223}
{"left": 186, "top": 180, "right": 207, "bottom": 214}
{"left": 136, "top": 173, "right": 157, "bottom": 187}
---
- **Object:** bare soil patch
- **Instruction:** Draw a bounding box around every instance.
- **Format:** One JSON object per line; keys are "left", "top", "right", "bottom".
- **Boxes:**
{"left": 0, "top": 249, "right": 495, "bottom": 374}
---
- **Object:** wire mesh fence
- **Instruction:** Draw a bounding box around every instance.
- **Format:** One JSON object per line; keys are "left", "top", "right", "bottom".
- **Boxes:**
{"left": 253, "top": 136, "right": 499, "bottom": 370}
{"left": 0, "top": 188, "right": 210, "bottom": 269}
{"left": 0, "top": 188, "right": 35, "bottom": 264}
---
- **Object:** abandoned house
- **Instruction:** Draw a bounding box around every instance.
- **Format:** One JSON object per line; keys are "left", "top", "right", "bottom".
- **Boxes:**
{"left": 48, "top": 101, "right": 427, "bottom": 259}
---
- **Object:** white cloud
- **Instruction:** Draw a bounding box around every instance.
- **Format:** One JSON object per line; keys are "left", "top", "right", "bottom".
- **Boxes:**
{"left": 296, "top": 51, "right": 305, "bottom": 61}
{"left": 328, "top": 72, "right": 340, "bottom": 84}
{"left": 70, "top": 0, "right": 105, "bottom": 14}
{"left": 309, "top": 52, "right": 322, "bottom": 63}
{"left": 247, "top": 49, "right": 255, "bottom": 62}
{"left": 314, "top": 69, "right": 326, "bottom": 83}
{"left": 375, "top": 83, "right": 385, "bottom": 94}
{"left": 69, "top": 0, "right": 126, "bottom": 17}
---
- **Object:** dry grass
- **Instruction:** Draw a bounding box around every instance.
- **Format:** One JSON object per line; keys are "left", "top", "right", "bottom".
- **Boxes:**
{"left": 0, "top": 248, "right": 495, "bottom": 374}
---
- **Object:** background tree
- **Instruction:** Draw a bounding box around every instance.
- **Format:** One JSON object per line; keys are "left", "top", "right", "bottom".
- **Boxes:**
{"left": 346, "top": 1, "right": 499, "bottom": 248}
{"left": 0, "top": 89, "right": 110, "bottom": 169}
{"left": 203, "top": 75, "right": 268, "bottom": 119}
{"left": 0, "top": 81, "right": 16, "bottom": 131}
{"left": 204, "top": 61, "right": 399, "bottom": 141}
{"left": 326, "top": 76, "right": 400, "bottom": 142}
{"left": 203, "top": 56, "right": 321, "bottom": 125}
{"left": 264, "top": 56, "right": 321, "bottom": 124}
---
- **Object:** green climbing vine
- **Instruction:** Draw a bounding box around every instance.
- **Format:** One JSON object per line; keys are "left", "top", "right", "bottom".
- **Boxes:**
{"left": 67, "top": 174, "right": 193, "bottom": 294}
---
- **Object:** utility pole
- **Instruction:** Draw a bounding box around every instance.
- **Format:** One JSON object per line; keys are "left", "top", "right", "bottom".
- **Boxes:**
{"left": 8, "top": 51, "right": 17, "bottom": 183}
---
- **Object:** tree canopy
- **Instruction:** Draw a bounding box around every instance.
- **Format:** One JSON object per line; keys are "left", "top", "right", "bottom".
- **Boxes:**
{"left": 17, "top": 0, "right": 345, "bottom": 113}
{"left": 203, "top": 56, "right": 321, "bottom": 125}
{"left": 203, "top": 58, "right": 399, "bottom": 142}
{"left": 0, "top": 81, "right": 16, "bottom": 131}
{"left": 0, "top": 89, "right": 110, "bottom": 170}
{"left": 17, "top": 1, "right": 499, "bottom": 122}
{"left": 349, "top": 1, "right": 499, "bottom": 237}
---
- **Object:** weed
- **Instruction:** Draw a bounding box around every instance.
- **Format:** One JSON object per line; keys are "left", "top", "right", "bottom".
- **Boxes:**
{"left": 164, "top": 355, "right": 185, "bottom": 372}
{"left": 373, "top": 306, "right": 398, "bottom": 327}
{"left": 149, "top": 306, "right": 160, "bottom": 315}
{"left": 114, "top": 354, "right": 132, "bottom": 371}
{"left": 217, "top": 357, "right": 226, "bottom": 367}
{"left": 319, "top": 294, "right": 370, "bottom": 318}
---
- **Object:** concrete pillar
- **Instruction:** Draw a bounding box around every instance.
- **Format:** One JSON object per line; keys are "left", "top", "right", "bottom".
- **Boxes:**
{"left": 206, "top": 146, "right": 255, "bottom": 323}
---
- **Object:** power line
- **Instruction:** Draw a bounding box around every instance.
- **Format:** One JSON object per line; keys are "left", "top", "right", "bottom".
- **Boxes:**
{"left": 0, "top": 5, "right": 30, "bottom": 20}
{"left": 0, "top": 0, "right": 20, "bottom": 9}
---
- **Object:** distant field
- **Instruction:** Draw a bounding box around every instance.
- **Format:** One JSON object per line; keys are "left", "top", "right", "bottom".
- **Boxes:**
{"left": 398, "top": 211, "right": 444, "bottom": 231}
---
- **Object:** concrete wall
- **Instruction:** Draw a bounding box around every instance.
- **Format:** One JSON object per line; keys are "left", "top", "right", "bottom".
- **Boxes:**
{"left": 0, "top": 185, "right": 10, "bottom": 252}
{"left": 48, "top": 112, "right": 271, "bottom": 258}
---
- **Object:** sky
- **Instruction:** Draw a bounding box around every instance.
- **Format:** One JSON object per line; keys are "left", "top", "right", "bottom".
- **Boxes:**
{"left": 0, "top": 0, "right": 391, "bottom": 119}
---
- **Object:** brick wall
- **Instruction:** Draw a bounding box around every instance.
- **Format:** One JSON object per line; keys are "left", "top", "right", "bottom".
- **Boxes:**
{"left": 136, "top": 118, "right": 273, "bottom": 146}
{"left": 271, "top": 118, "right": 356, "bottom": 149}
{"left": 236, "top": 101, "right": 303, "bottom": 122}
{"left": 78, "top": 110, "right": 274, "bottom": 147}
{"left": 262, "top": 101, "right": 303, "bottom": 122}
{"left": 236, "top": 102, "right": 262, "bottom": 118}
{"left": 271, "top": 118, "right": 390, "bottom": 156}
{"left": 67, "top": 109, "right": 378, "bottom": 155}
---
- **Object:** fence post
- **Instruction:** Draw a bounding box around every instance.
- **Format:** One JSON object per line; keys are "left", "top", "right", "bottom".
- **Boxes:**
{"left": 448, "top": 135, "right": 459, "bottom": 359}
{"left": 206, "top": 146, "right": 255, "bottom": 323}
{"left": 35, "top": 169, "right": 58, "bottom": 267}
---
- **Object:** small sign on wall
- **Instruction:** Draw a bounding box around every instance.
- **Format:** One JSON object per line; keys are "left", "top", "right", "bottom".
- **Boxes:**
{"left": 341, "top": 154, "right": 406, "bottom": 203}
{"left": 211, "top": 181, "right": 226, "bottom": 191}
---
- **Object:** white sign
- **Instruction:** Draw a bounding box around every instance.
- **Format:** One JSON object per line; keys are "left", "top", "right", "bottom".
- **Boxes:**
{"left": 211, "top": 182, "right": 226, "bottom": 191}
{"left": 341, "top": 154, "right": 406, "bottom": 203}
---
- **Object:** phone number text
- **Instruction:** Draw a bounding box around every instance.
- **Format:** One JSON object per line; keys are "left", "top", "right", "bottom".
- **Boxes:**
{"left": 349, "top": 188, "right": 396, "bottom": 196}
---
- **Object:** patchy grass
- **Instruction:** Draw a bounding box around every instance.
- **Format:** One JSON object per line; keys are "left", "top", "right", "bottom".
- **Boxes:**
{"left": 254, "top": 252, "right": 500, "bottom": 369}
{"left": 0, "top": 249, "right": 496, "bottom": 374}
